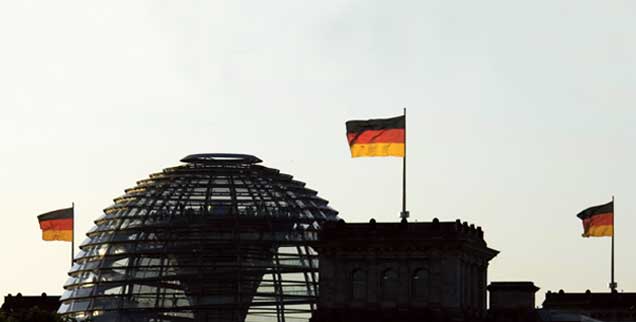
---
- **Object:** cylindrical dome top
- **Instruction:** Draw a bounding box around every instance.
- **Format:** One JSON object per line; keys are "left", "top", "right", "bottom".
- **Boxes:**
{"left": 180, "top": 153, "right": 262, "bottom": 165}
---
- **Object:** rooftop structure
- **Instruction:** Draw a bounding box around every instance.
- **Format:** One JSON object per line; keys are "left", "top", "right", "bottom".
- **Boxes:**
{"left": 542, "top": 290, "right": 636, "bottom": 322}
{"left": 1, "top": 293, "right": 60, "bottom": 314}
{"left": 488, "top": 282, "right": 540, "bottom": 322}
{"left": 488, "top": 282, "right": 540, "bottom": 310}
{"left": 58, "top": 154, "right": 339, "bottom": 322}
{"left": 312, "top": 218, "right": 499, "bottom": 322}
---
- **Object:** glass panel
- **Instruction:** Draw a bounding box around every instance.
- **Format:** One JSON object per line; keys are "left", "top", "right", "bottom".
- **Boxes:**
{"left": 59, "top": 154, "right": 341, "bottom": 321}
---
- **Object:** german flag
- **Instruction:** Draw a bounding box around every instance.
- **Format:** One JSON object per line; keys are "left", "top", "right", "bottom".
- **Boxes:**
{"left": 37, "top": 207, "right": 73, "bottom": 242}
{"left": 346, "top": 115, "right": 405, "bottom": 157}
{"left": 576, "top": 201, "right": 613, "bottom": 237}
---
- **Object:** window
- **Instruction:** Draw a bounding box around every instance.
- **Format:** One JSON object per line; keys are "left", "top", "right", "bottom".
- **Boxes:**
{"left": 412, "top": 268, "right": 429, "bottom": 300}
{"left": 351, "top": 269, "right": 367, "bottom": 300}
{"left": 381, "top": 269, "right": 398, "bottom": 300}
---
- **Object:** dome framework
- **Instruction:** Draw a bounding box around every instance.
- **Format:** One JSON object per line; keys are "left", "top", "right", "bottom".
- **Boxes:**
{"left": 58, "top": 154, "right": 339, "bottom": 322}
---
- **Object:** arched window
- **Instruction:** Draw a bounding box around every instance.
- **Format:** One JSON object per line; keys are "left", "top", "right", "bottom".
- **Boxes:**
{"left": 381, "top": 269, "right": 398, "bottom": 300}
{"left": 351, "top": 269, "right": 367, "bottom": 301}
{"left": 412, "top": 268, "right": 429, "bottom": 300}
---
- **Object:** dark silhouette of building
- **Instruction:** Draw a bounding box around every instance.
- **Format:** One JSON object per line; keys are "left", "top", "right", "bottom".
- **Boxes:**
{"left": 48, "top": 152, "right": 636, "bottom": 322}
{"left": 1, "top": 293, "right": 60, "bottom": 315}
{"left": 310, "top": 217, "right": 636, "bottom": 322}
{"left": 311, "top": 218, "right": 498, "bottom": 322}
{"left": 488, "top": 282, "right": 540, "bottom": 322}
{"left": 541, "top": 290, "right": 636, "bottom": 322}
{"left": 58, "top": 154, "right": 339, "bottom": 322}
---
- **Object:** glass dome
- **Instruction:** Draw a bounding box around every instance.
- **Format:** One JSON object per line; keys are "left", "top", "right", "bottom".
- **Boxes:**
{"left": 59, "top": 154, "right": 339, "bottom": 322}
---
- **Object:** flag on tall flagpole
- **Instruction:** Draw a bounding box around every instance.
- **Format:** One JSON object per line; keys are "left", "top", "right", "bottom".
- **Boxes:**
{"left": 346, "top": 111, "right": 409, "bottom": 219}
{"left": 37, "top": 207, "right": 74, "bottom": 242}
{"left": 345, "top": 115, "right": 405, "bottom": 158}
{"left": 576, "top": 200, "right": 614, "bottom": 237}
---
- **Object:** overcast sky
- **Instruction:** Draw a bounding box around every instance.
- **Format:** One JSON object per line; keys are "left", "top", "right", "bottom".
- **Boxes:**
{"left": 1, "top": 1, "right": 635, "bottom": 305}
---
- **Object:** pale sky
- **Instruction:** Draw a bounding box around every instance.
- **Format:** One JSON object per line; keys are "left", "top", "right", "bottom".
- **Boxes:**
{"left": 1, "top": 1, "right": 635, "bottom": 306}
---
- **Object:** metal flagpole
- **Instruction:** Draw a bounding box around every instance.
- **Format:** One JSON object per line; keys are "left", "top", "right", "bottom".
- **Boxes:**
{"left": 400, "top": 108, "right": 409, "bottom": 220}
{"left": 610, "top": 195, "right": 616, "bottom": 292}
{"left": 71, "top": 202, "right": 75, "bottom": 267}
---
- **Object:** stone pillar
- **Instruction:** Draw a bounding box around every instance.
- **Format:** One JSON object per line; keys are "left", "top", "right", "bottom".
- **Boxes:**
{"left": 334, "top": 256, "right": 346, "bottom": 306}
{"left": 368, "top": 250, "right": 378, "bottom": 305}
{"left": 399, "top": 257, "right": 409, "bottom": 306}
{"left": 481, "top": 264, "right": 488, "bottom": 313}
{"left": 472, "top": 263, "right": 478, "bottom": 310}
{"left": 444, "top": 255, "right": 462, "bottom": 309}
{"left": 430, "top": 254, "right": 442, "bottom": 305}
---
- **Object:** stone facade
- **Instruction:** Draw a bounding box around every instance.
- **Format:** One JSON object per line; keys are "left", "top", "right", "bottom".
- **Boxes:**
{"left": 311, "top": 218, "right": 498, "bottom": 322}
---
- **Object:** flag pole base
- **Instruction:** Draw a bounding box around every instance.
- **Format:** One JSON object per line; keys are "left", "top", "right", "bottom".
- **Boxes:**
{"left": 400, "top": 211, "right": 409, "bottom": 219}
{"left": 610, "top": 282, "right": 618, "bottom": 292}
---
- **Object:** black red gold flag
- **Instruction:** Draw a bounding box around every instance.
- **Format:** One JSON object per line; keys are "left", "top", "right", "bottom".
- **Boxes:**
{"left": 576, "top": 201, "right": 614, "bottom": 237}
{"left": 37, "top": 207, "right": 73, "bottom": 242}
{"left": 345, "top": 115, "right": 405, "bottom": 157}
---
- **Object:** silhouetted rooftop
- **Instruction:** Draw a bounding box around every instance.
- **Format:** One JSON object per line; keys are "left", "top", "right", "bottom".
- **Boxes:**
{"left": 543, "top": 290, "right": 636, "bottom": 310}
{"left": 1, "top": 293, "right": 60, "bottom": 313}
{"left": 320, "top": 218, "right": 490, "bottom": 247}
{"left": 488, "top": 282, "right": 540, "bottom": 292}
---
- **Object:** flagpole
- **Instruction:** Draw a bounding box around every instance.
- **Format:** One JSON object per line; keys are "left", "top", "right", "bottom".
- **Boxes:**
{"left": 610, "top": 195, "right": 616, "bottom": 292}
{"left": 71, "top": 202, "right": 75, "bottom": 267}
{"left": 400, "top": 108, "right": 408, "bottom": 220}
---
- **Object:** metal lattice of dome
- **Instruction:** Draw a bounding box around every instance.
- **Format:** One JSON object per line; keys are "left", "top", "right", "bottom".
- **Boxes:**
{"left": 58, "top": 154, "right": 340, "bottom": 322}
